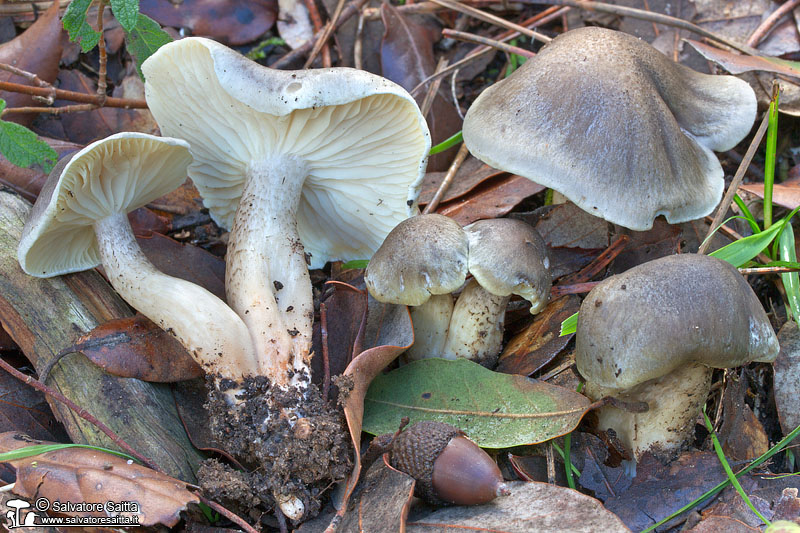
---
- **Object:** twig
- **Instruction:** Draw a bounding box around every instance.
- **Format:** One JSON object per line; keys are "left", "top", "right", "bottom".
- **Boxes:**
{"left": 422, "top": 143, "right": 469, "bottom": 214}
{"left": 409, "top": 6, "right": 569, "bottom": 96}
{"left": 739, "top": 266, "right": 800, "bottom": 275}
{"left": 420, "top": 57, "right": 449, "bottom": 117}
{"left": 0, "top": 80, "right": 147, "bottom": 108}
{"left": 698, "top": 112, "right": 770, "bottom": 254}
{"left": 0, "top": 356, "right": 159, "bottom": 471}
{"left": 746, "top": 0, "right": 800, "bottom": 47}
{"left": 442, "top": 28, "right": 536, "bottom": 58}
{"left": 550, "top": 281, "right": 601, "bottom": 297}
{"left": 558, "top": 235, "right": 630, "bottom": 285}
{"left": 641, "top": 0, "right": 659, "bottom": 37}
{"left": 2, "top": 103, "right": 98, "bottom": 116}
{"left": 0, "top": 63, "right": 51, "bottom": 90}
{"left": 321, "top": 303, "right": 331, "bottom": 403}
{"left": 304, "top": 0, "right": 332, "bottom": 67}
{"left": 195, "top": 494, "right": 260, "bottom": 533}
{"left": 353, "top": 10, "right": 365, "bottom": 69}
{"left": 304, "top": 0, "right": 346, "bottom": 68}
{"left": 530, "top": 0, "right": 758, "bottom": 56}
{"left": 95, "top": 0, "right": 108, "bottom": 104}
{"left": 428, "top": 0, "right": 552, "bottom": 44}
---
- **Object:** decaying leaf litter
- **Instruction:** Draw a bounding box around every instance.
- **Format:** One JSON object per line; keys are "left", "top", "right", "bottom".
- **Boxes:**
{"left": 0, "top": 0, "right": 799, "bottom": 531}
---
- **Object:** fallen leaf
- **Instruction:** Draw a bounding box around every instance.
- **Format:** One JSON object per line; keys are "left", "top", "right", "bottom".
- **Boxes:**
{"left": 774, "top": 321, "right": 800, "bottom": 435}
{"left": 363, "top": 358, "right": 591, "bottom": 448}
{"left": 686, "top": 39, "right": 800, "bottom": 79}
{"left": 609, "top": 218, "right": 682, "bottom": 274}
{"left": 406, "top": 481, "right": 631, "bottom": 532}
{"left": 418, "top": 156, "right": 503, "bottom": 206}
{"left": 718, "top": 372, "right": 769, "bottom": 461}
{"left": 0, "top": 432, "right": 199, "bottom": 528}
{"left": 686, "top": 515, "right": 760, "bottom": 533}
{"left": 277, "top": 0, "right": 313, "bottom": 49}
{"left": 59, "top": 315, "right": 202, "bottom": 382}
{"left": 380, "top": 3, "right": 461, "bottom": 171}
{"left": 128, "top": 207, "right": 170, "bottom": 236}
{"left": 0, "top": 1, "right": 63, "bottom": 127}
{"left": 0, "top": 373, "right": 68, "bottom": 442}
{"left": 740, "top": 179, "right": 800, "bottom": 210}
{"left": 436, "top": 174, "right": 545, "bottom": 226}
{"left": 522, "top": 202, "right": 610, "bottom": 250}
{"left": 497, "top": 295, "right": 581, "bottom": 376}
{"left": 338, "top": 456, "right": 415, "bottom": 532}
{"left": 139, "top": 0, "right": 278, "bottom": 46}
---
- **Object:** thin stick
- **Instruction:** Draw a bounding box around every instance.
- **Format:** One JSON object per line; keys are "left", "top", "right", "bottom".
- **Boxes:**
{"left": 410, "top": 6, "right": 569, "bottom": 96}
{"left": 429, "top": 0, "right": 552, "bottom": 44}
{"left": 550, "top": 281, "right": 601, "bottom": 297}
{"left": 321, "top": 303, "right": 331, "bottom": 403}
{"left": 420, "top": 57, "right": 449, "bottom": 117}
{"left": 304, "top": 0, "right": 332, "bottom": 67}
{"left": 304, "top": 0, "right": 346, "bottom": 68}
{"left": 739, "top": 266, "right": 800, "bottom": 275}
{"left": 0, "top": 80, "right": 147, "bottom": 108}
{"left": 95, "top": 0, "right": 107, "bottom": 104}
{"left": 0, "top": 356, "right": 159, "bottom": 470}
{"left": 746, "top": 0, "right": 800, "bottom": 47}
{"left": 530, "top": 0, "right": 758, "bottom": 56}
{"left": 558, "top": 235, "right": 630, "bottom": 285}
{"left": 353, "top": 10, "right": 365, "bottom": 69}
{"left": 0, "top": 63, "right": 52, "bottom": 90}
{"left": 442, "top": 28, "right": 536, "bottom": 57}
{"left": 422, "top": 143, "right": 469, "bottom": 214}
{"left": 699, "top": 112, "right": 770, "bottom": 254}
{"left": 2, "top": 103, "right": 97, "bottom": 116}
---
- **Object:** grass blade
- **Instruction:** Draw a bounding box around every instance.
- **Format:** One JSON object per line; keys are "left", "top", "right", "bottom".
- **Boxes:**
{"left": 763, "top": 82, "right": 780, "bottom": 230}
{"left": 780, "top": 223, "right": 800, "bottom": 324}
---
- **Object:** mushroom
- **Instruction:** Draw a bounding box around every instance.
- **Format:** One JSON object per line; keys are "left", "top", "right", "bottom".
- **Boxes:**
{"left": 142, "top": 37, "right": 430, "bottom": 391}
{"left": 575, "top": 253, "right": 779, "bottom": 463}
{"left": 17, "top": 132, "right": 258, "bottom": 384}
{"left": 365, "top": 215, "right": 551, "bottom": 365}
{"left": 462, "top": 27, "right": 757, "bottom": 230}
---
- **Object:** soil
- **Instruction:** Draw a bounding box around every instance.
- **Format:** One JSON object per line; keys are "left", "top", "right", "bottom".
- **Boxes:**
{"left": 201, "top": 375, "right": 352, "bottom": 521}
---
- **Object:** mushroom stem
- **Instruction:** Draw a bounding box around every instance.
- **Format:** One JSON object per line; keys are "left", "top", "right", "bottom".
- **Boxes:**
{"left": 225, "top": 156, "right": 314, "bottom": 387}
{"left": 94, "top": 212, "right": 259, "bottom": 381}
{"left": 405, "top": 294, "right": 454, "bottom": 362}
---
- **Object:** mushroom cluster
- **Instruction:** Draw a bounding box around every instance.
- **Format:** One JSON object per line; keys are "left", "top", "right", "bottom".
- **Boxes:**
{"left": 575, "top": 254, "right": 779, "bottom": 465}
{"left": 365, "top": 214, "right": 551, "bottom": 366}
{"left": 462, "top": 27, "right": 757, "bottom": 230}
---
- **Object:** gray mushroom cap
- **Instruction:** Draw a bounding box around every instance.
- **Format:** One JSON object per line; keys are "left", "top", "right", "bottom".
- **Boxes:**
{"left": 464, "top": 218, "right": 552, "bottom": 313}
{"left": 462, "top": 27, "right": 757, "bottom": 231}
{"left": 575, "top": 253, "right": 779, "bottom": 390}
{"left": 365, "top": 214, "right": 468, "bottom": 306}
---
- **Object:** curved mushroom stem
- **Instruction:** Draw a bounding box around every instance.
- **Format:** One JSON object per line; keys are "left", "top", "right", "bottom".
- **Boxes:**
{"left": 405, "top": 294, "right": 454, "bottom": 362}
{"left": 584, "top": 362, "right": 713, "bottom": 464}
{"left": 441, "top": 279, "right": 509, "bottom": 366}
{"left": 225, "top": 156, "right": 314, "bottom": 388}
{"left": 94, "top": 213, "right": 259, "bottom": 386}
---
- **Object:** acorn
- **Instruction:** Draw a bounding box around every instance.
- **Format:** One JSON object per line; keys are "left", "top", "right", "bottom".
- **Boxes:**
{"left": 388, "top": 420, "right": 510, "bottom": 505}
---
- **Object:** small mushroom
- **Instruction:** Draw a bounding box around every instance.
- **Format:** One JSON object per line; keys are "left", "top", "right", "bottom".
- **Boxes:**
{"left": 462, "top": 27, "right": 757, "bottom": 230}
{"left": 365, "top": 215, "right": 551, "bottom": 365}
{"left": 575, "top": 254, "right": 779, "bottom": 462}
{"left": 143, "top": 37, "right": 430, "bottom": 390}
{"left": 17, "top": 133, "right": 258, "bottom": 383}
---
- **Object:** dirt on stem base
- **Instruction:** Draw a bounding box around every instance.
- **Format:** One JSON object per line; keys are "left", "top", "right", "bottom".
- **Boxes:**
{"left": 200, "top": 375, "right": 352, "bottom": 521}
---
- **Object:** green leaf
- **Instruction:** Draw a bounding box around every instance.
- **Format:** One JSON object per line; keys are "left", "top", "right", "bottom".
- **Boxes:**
{"left": 341, "top": 259, "right": 369, "bottom": 270}
{"left": 0, "top": 443, "right": 136, "bottom": 462}
{"left": 560, "top": 311, "right": 578, "bottom": 337}
{"left": 0, "top": 102, "right": 57, "bottom": 172}
{"left": 709, "top": 217, "right": 788, "bottom": 267}
{"left": 62, "top": 0, "right": 101, "bottom": 53}
{"left": 125, "top": 14, "right": 173, "bottom": 79}
{"left": 429, "top": 131, "right": 462, "bottom": 155}
{"left": 110, "top": 0, "right": 139, "bottom": 33}
{"left": 363, "top": 358, "right": 591, "bottom": 448}
{"left": 780, "top": 223, "right": 800, "bottom": 324}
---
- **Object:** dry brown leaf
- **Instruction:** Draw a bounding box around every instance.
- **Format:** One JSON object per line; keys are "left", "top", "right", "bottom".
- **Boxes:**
{"left": 61, "top": 315, "right": 202, "bottom": 382}
{"left": 418, "top": 157, "right": 504, "bottom": 206}
{"left": 496, "top": 295, "right": 580, "bottom": 376}
{"left": 406, "top": 481, "right": 631, "bottom": 532}
{"left": 718, "top": 374, "right": 769, "bottom": 461}
{"left": 0, "top": 1, "right": 63, "bottom": 127}
{"left": 0, "top": 373, "right": 67, "bottom": 442}
{"left": 0, "top": 432, "right": 199, "bottom": 527}
{"left": 686, "top": 40, "right": 800, "bottom": 79}
{"left": 740, "top": 179, "right": 800, "bottom": 210}
{"left": 774, "top": 321, "right": 800, "bottom": 436}
{"left": 436, "top": 175, "right": 545, "bottom": 226}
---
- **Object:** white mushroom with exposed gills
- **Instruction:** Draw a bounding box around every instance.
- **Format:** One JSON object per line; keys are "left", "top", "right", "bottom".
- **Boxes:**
{"left": 462, "top": 27, "right": 757, "bottom": 231}
{"left": 143, "top": 37, "right": 431, "bottom": 391}
{"left": 17, "top": 132, "right": 258, "bottom": 383}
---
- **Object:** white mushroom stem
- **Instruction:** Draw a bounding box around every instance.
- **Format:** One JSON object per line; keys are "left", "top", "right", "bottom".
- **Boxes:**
{"left": 405, "top": 294, "right": 454, "bottom": 362}
{"left": 441, "top": 279, "right": 509, "bottom": 365}
{"left": 225, "top": 156, "right": 314, "bottom": 387}
{"left": 94, "top": 212, "right": 259, "bottom": 383}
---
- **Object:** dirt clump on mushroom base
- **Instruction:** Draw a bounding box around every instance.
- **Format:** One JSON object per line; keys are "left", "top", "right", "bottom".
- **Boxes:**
{"left": 202, "top": 375, "right": 352, "bottom": 519}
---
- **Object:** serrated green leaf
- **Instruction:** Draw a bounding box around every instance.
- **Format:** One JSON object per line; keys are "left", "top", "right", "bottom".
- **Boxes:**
{"left": 62, "top": 0, "right": 101, "bottom": 53}
{"left": 363, "top": 358, "right": 591, "bottom": 448}
{"left": 126, "top": 14, "right": 173, "bottom": 79}
{"left": 110, "top": 0, "right": 139, "bottom": 32}
{"left": 0, "top": 104, "right": 57, "bottom": 172}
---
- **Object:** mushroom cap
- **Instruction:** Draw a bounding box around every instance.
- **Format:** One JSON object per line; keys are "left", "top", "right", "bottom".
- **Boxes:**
{"left": 575, "top": 254, "right": 779, "bottom": 390}
{"left": 18, "top": 132, "right": 191, "bottom": 277}
{"left": 464, "top": 218, "right": 551, "bottom": 313}
{"left": 462, "top": 27, "right": 757, "bottom": 231}
{"left": 365, "top": 214, "right": 468, "bottom": 306}
{"left": 143, "top": 37, "right": 431, "bottom": 269}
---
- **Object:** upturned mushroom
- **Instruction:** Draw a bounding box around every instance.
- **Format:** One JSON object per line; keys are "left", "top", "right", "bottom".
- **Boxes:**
{"left": 365, "top": 215, "right": 551, "bottom": 365}
{"left": 17, "top": 133, "right": 258, "bottom": 385}
{"left": 462, "top": 27, "right": 757, "bottom": 230}
{"left": 575, "top": 254, "right": 779, "bottom": 463}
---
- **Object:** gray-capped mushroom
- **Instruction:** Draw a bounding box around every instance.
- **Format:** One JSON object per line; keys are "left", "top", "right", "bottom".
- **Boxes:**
{"left": 575, "top": 254, "right": 779, "bottom": 463}
{"left": 462, "top": 27, "right": 757, "bottom": 230}
{"left": 17, "top": 132, "right": 258, "bottom": 383}
{"left": 143, "top": 37, "right": 431, "bottom": 392}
